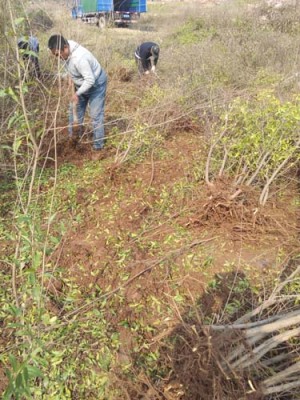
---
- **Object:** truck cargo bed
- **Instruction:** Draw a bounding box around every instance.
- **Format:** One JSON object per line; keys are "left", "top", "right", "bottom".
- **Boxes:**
{"left": 79, "top": 0, "right": 146, "bottom": 13}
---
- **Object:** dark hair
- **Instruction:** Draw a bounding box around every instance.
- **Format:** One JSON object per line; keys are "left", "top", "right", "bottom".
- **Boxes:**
{"left": 151, "top": 45, "right": 160, "bottom": 57}
{"left": 18, "top": 40, "right": 28, "bottom": 51}
{"left": 48, "top": 34, "right": 68, "bottom": 50}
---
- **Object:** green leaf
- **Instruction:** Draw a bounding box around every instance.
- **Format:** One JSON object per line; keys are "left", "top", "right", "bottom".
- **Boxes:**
{"left": 13, "top": 137, "right": 22, "bottom": 153}
{"left": 7, "top": 87, "right": 18, "bottom": 103}
{"left": 32, "top": 251, "right": 42, "bottom": 269}
{"left": 16, "top": 371, "right": 23, "bottom": 388}
{"left": 9, "top": 354, "right": 18, "bottom": 371}
{"left": 32, "top": 286, "right": 40, "bottom": 299}
{"left": 23, "top": 366, "right": 29, "bottom": 385}
{"left": 14, "top": 17, "right": 25, "bottom": 25}
{"left": 27, "top": 365, "right": 43, "bottom": 379}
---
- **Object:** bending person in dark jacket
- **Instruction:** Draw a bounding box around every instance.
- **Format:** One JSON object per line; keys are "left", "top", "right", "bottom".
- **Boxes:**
{"left": 48, "top": 34, "right": 107, "bottom": 151}
{"left": 135, "top": 42, "right": 160, "bottom": 75}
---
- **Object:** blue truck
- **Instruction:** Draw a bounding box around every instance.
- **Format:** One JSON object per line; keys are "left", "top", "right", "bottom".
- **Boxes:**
{"left": 72, "top": 0, "right": 147, "bottom": 28}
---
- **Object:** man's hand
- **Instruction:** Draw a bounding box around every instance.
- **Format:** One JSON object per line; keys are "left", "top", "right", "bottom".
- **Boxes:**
{"left": 72, "top": 93, "right": 79, "bottom": 104}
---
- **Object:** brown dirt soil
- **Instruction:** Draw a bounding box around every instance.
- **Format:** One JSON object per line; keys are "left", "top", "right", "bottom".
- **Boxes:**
{"left": 4, "top": 70, "right": 297, "bottom": 398}
{"left": 0, "top": 368, "right": 8, "bottom": 398}
{"left": 43, "top": 118, "right": 299, "bottom": 399}
{"left": 0, "top": 103, "right": 294, "bottom": 398}
{"left": 167, "top": 324, "right": 261, "bottom": 400}
{"left": 53, "top": 131, "right": 298, "bottom": 290}
{"left": 2, "top": 4, "right": 299, "bottom": 398}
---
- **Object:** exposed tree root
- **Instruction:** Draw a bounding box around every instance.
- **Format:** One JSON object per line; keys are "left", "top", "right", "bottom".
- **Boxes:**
{"left": 136, "top": 264, "right": 300, "bottom": 399}
{"left": 204, "top": 265, "right": 300, "bottom": 399}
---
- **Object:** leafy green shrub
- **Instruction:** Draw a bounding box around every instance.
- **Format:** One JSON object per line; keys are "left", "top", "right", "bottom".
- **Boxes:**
{"left": 141, "top": 83, "right": 166, "bottom": 108}
{"left": 207, "top": 90, "right": 300, "bottom": 204}
{"left": 116, "top": 123, "right": 164, "bottom": 164}
{"left": 221, "top": 90, "right": 300, "bottom": 177}
{"left": 174, "top": 18, "right": 217, "bottom": 45}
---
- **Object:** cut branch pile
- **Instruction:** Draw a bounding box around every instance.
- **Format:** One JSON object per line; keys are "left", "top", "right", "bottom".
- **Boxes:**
{"left": 163, "top": 266, "right": 300, "bottom": 399}
{"left": 207, "top": 265, "right": 300, "bottom": 398}
{"left": 205, "top": 132, "right": 300, "bottom": 207}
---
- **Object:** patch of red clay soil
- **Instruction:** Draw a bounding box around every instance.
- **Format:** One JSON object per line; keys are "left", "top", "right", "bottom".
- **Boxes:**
{"left": 53, "top": 133, "right": 203, "bottom": 284}
{"left": 0, "top": 368, "right": 8, "bottom": 397}
{"left": 52, "top": 129, "right": 298, "bottom": 304}
{"left": 43, "top": 131, "right": 114, "bottom": 168}
{"left": 43, "top": 128, "right": 299, "bottom": 400}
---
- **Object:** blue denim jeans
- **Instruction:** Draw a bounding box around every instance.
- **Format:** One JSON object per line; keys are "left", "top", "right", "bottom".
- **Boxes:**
{"left": 69, "top": 69, "right": 107, "bottom": 150}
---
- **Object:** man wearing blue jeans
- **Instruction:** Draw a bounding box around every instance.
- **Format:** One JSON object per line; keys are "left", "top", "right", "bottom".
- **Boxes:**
{"left": 48, "top": 34, "right": 107, "bottom": 151}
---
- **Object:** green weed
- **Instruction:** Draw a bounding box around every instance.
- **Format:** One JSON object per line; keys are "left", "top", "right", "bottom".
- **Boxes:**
{"left": 174, "top": 18, "right": 217, "bottom": 45}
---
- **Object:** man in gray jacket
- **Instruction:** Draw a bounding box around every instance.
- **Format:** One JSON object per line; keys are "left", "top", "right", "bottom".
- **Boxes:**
{"left": 48, "top": 34, "right": 107, "bottom": 151}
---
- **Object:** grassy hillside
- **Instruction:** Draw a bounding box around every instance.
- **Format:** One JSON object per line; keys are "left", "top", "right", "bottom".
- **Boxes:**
{"left": 0, "top": 0, "right": 299, "bottom": 399}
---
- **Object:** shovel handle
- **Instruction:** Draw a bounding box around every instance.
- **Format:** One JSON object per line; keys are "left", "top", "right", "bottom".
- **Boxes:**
{"left": 72, "top": 101, "right": 78, "bottom": 124}
{"left": 70, "top": 79, "right": 79, "bottom": 125}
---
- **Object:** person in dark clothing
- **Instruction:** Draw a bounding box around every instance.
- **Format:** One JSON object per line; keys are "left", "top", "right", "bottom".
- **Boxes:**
{"left": 17, "top": 35, "right": 41, "bottom": 79}
{"left": 135, "top": 42, "right": 160, "bottom": 75}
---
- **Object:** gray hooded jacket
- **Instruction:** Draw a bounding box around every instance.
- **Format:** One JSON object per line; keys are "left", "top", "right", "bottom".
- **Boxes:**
{"left": 65, "top": 40, "right": 102, "bottom": 96}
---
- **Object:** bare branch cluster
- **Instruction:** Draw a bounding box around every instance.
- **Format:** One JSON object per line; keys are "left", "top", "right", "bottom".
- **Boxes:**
{"left": 205, "top": 94, "right": 300, "bottom": 206}
{"left": 208, "top": 265, "right": 300, "bottom": 398}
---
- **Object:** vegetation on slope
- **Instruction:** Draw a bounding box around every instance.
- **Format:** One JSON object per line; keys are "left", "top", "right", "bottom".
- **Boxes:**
{"left": 0, "top": 0, "right": 299, "bottom": 399}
